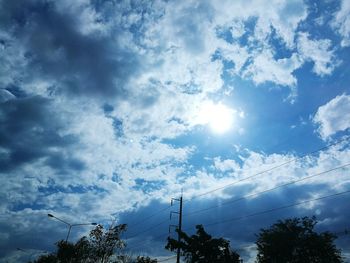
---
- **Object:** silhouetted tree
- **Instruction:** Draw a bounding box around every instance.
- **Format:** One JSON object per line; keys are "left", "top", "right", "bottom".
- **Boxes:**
{"left": 255, "top": 216, "right": 343, "bottom": 263}
{"left": 135, "top": 256, "right": 157, "bottom": 263}
{"left": 88, "top": 223, "right": 127, "bottom": 263}
{"left": 115, "top": 255, "right": 157, "bottom": 263}
{"left": 30, "top": 223, "right": 127, "bottom": 263}
{"left": 165, "top": 224, "right": 241, "bottom": 263}
{"left": 29, "top": 254, "right": 57, "bottom": 263}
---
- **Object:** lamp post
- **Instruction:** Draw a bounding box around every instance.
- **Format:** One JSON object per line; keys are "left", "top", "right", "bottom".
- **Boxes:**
{"left": 47, "top": 213, "right": 97, "bottom": 242}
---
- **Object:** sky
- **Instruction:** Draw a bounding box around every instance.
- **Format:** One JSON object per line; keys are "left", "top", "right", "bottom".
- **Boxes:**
{"left": 0, "top": 0, "right": 350, "bottom": 262}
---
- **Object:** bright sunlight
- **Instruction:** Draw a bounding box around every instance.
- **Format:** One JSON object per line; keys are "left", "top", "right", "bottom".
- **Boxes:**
{"left": 197, "top": 101, "right": 235, "bottom": 134}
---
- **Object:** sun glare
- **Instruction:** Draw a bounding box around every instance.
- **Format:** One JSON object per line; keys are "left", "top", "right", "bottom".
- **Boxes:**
{"left": 198, "top": 102, "right": 235, "bottom": 134}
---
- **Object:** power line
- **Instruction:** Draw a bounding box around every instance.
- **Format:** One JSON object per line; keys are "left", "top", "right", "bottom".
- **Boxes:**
{"left": 223, "top": 227, "right": 349, "bottom": 253}
{"left": 126, "top": 232, "right": 169, "bottom": 251}
{"left": 124, "top": 137, "right": 348, "bottom": 241}
{"left": 184, "top": 163, "right": 350, "bottom": 217}
{"left": 126, "top": 197, "right": 183, "bottom": 241}
{"left": 125, "top": 159, "right": 348, "bottom": 252}
{"left": 123, "top": 137, "right": 349, "bottom": 254}
{"left": 127, "top": 205, "right": 171, "bottom": 229}
{"left": 158, "top": 255, "right": 177, "bottom": 262}
{"left": 125, "top": 205, "right": 171, "bottom": 241}
{"left": 126, "top": 190, "right": 350, "bottom": 254}
{"left": 185, "top": 136, "right": 349, "bottom": 202}
{"left": 126, "top": 193, "right": 184, "bottom": 243}
{"left": 127, "top": 219, "right": 169, "bottom": 239}
{"left": 201, "top": 189, "right": 350, "bottom": 229}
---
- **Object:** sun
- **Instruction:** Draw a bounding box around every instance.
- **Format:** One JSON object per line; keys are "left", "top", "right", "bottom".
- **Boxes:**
{"left": 197, "top": 101, "right": 235, "bottom": 134}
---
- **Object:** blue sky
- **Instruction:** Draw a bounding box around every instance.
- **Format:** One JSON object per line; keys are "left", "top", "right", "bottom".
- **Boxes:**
{"left": 1, "top": 0, "right": 350, "bottom": 262}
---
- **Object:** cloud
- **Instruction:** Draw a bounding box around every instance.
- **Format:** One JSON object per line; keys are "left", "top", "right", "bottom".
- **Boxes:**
{"left": 313, "top": 94, "right": 350, "bottom": 139}
{"left": 216, "top": 42, "right": 250, "bottom": 75}
{"left": 0, "top": 0, "right": 142, "bottom": 98}
{"left": 207, "top": 0, "right": 309, "bottom": 98}
{"left": 0, "top": 89, "right": 15, "bottom": 103}
{"left": 331, "top": 0, "right": 350, "bottom": 47}
{"left": 213, "top": 157, "right": 241, "bottom": 173}
{"left": 139, "top": 0, "right": 310, "bottom": 101}
{"left": 0, "top": 31, "right": 28, "bottom": 88}
{"left": 211, "top": 0, "right": 307, "bottom": 48}
{"left": 0, "top": 96, "right": 79, "bottom": 172}
{"left": 243, "top": 50, "right": 302, "bottom": 89}
{"left": 297, "top": 32, "right": 339, "bottom": 76}
{"left": 0, "top": 0, "right": 349, "bottom": 261}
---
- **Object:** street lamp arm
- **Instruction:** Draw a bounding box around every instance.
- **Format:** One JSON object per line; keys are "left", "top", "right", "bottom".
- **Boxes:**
{"left": 71, "top": 223, "right": 98, "bottom": 227}
{"left": 48, "top": 214, "right": 71, "bottom": 226}
{"left": 47, "top": 213, "right": 98, "bottom": 242}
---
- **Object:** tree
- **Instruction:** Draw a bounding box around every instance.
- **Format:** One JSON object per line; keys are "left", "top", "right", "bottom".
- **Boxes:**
{"left": 88, "top": 223, "right": 127, "bottom": 263}
{"left": 135, "top": 256, "right": 157, "bottom": 263}
{"left": 115, "top": 255, "right": 157, "bottom": 263}
{"left": 255, "top": 216, "right": 343, "bottom": 263}
{"left": 30, "top": 223, "right": 127, "bottom": 263}
{"left": 165, "top": 225, "right": 241, "bottom": 263}
{"left": 29, "top": 254, "right": 57, "bottom": 263}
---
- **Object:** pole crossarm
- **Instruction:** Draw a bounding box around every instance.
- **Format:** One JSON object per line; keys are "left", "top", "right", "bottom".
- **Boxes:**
{"left": 169, "top": 193, "right": 183, "bottom": 263}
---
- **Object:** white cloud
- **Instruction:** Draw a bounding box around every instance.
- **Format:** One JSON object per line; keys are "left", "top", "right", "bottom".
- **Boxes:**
{"left": 138, "top": 0, "right": 310, "bottom": 102}
{"left": 212, "top": 0, "right": 307, "bottom": 48}
{"left": 0, "top": 31, "right": 28, "bottom": 87}
{"left": 218, "top": 42, "right": 250, "bottom": 75}
{"left": 313, "top": 94, "right": 350, "bottom": 139}
{"left": 230, "top": 20, "right": 246, "bottom": 39}
{"left": 179, "top": 139, "right": 350, "bottom": 204}
{"left": 243, "top": 50, "right": 302, "bottom": 88}
{"left": 331, "top": 0, "right": 350, "bottom": 47}
{"left": 1, "top": 1, "right": 348, "bottom": 260}
{"left": 297, "top": 32, "right": 339, "bottom": 76}
{"left": 213, "top": 157, "right": 241, "bottom": 173}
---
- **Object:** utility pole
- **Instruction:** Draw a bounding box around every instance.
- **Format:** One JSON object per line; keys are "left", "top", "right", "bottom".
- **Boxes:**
{"left": 169, "top": 191, "right": 183, "bottom": 263}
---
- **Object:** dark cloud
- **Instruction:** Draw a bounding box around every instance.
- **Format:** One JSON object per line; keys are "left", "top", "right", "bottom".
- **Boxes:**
{"left": 0, "top": 0, "right": 145, "bottom": 173}
{"left": 0, "top": 96, "right": 80, "bottom": 172}
{"left": 122, "top": 184, "right": 350, "bottom": 260}
{"left": 0, "top": 0, "right": 141, "bottom": 98}
{"left": 0, "top": 213, "right": 67, "bottom": 259}
{"left": 44, "top": 153, "right": 86, "bottom": 173}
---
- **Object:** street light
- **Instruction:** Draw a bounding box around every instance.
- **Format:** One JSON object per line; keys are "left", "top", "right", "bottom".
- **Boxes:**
{"left": 47, "top": 213, "right": 97, "bottom": 242}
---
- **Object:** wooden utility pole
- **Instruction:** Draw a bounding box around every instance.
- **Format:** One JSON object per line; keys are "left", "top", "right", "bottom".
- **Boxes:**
{"left": 176, "top": 194, "right": 183, "bottom": 263}
{"left": 169, "top": 191, "right": 183, "bottom": 263}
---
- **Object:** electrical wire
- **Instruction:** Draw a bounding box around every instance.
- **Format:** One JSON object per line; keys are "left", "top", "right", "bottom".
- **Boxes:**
{"left": 158, "top": 255, "right": 177, "bottom": 262}
{"left": 201, "top": 189, "right": 350, "bottom": 229}
{"left": 185, "top": 136, "right": 349, "bottom": 202}
{"left": 126, "top": 232, "right": 169, "bottom": 251}
{"left": 127, "top": 189, "right": 350, "bottom": 252}
{"left": 123, "top": 137, "right": 349, "bottom": 255}
{"left": 127, "top": 205, "right": 172, "bottom": 228}
{"left": 123, "top": 136, "right": 349, "bottom": 240}
{"left": 129, "top": 190, "right": 350, "bottom": 252}
{"left": 127, "top": 218, "right": 170, "bottom": 239}
{"left": 183, "top": 163, "right": 350, "bottom": 217}
{"left": 125, "top": 161, "right": 350, "bottom": 251}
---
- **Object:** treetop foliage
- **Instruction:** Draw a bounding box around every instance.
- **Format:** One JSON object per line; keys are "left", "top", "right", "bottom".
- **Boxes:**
{"left": 29, "top": 216, "right": 344, "bottom": 263}
{"left": 30, "top": 224, "right": 128, "bottom": 263}
{"left": 166, "top": 224, "right": 241, "bottom": 263}
{"left": 255, "top": 216, "right": 343, "bottom": 263}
